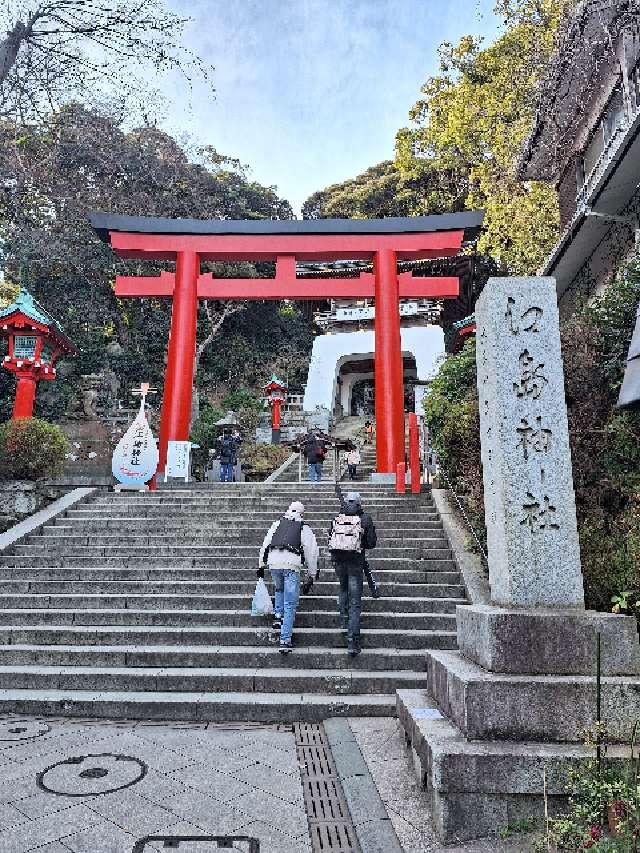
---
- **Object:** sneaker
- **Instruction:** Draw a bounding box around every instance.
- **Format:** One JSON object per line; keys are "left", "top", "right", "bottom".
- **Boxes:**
{"left": 370, "top": 585, "right": 381, "bottom": 599}
{"left": 347, "top": 643, "right": 361, "bottom": 658}
{"left": 279, "top": 641, "right": 292, "bottom": 655}
{"left": 272, "top": 615, "right": 283, "bottom": 631}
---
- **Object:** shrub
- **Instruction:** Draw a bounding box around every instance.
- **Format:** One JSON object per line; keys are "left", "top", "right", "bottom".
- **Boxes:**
{"left": 0, "top": 418, "right": 69, "bottom": 480}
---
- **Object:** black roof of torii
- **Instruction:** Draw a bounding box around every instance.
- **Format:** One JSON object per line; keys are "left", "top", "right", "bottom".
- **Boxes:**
{"left": 90, "top": 211, "right": 485, "bottom": 243}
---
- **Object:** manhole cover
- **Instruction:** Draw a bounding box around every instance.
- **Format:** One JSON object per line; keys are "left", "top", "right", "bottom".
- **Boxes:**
{"left": 132, "top": 837, "right": 259, "bottom": 852}
{"left": 36, "top": 753, "right": 147, "bottom": 797}
{"left": 0, "top": 720, "right": 50, "bottom": 741}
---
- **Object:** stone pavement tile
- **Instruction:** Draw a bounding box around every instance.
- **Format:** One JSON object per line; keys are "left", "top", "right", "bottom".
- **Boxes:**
{"left": 58, "top": 819, "right": 136, "bottom": 853}
{"left": 154, "top": 790, "right": 248, "bottom": 835}
{"left": 24, "top": 842, "right": 71, "bottom": 853}
{"left": 0, "top": 802, "right": 102, "bottom": 853}
{"left": 240, "top": 819, "right": 312, "bottom": 853}
{"left": 198, "top": 732, "right": 263, "bottom": 753}
{"left": 10, "top": 788, "right": 95, "bottom": 821}
{"left": 233, "top": 762, "right": 304, "bottom": 807}
{"left": 0, "top": 772, "right": 37, "bottom": 804}
{"left": 167, "top": 764, "right": 254, "bottom": 803}
{"left": 229, "top": 789, "right": 308, "bottom": 839}
{"left": 184, "top": 746, "right": 258, "bottom": 774}
{"left": 132, "top": 769, "right": 193, "bottom": 808}
{"left": 86, "top": 789, "right": 183, "bottom": 837}
{"left": 0, "top": 800, "right": 30, "bottom": 829}
{"left": 246, "top": 746, "right": 300, "bottom": 777}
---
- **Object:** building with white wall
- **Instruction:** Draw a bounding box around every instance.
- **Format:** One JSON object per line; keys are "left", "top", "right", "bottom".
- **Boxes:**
{"left": 303, "top": 326, "right": 444, "bottom": 424}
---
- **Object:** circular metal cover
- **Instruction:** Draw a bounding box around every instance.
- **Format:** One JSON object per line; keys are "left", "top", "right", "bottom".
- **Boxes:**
{"left": 0, "top": 720, "right": 50, "bottom": 741}
{"left": 36, "top": 753, "right": 147, "bottom": 797}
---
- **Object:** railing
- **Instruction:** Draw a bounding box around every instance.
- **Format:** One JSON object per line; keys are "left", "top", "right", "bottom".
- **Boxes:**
{"left": 437, "top": 465, "right": 488, "bottom": 564}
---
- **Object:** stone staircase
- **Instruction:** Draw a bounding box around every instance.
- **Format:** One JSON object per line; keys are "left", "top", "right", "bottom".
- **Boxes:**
{"left": 0, "top": 482, "right": 465, "bottom": 721}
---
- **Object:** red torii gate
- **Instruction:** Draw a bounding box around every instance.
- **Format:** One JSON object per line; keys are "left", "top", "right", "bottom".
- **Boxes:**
{"left": 92, "top": 212, "right": 483, "bottom": 476}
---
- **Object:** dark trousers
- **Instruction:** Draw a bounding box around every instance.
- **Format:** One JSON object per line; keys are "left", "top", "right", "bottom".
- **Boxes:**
{"left": 348, "top": 464, "right": 357, "bottom": 480}
{"left": 334, "top": 562, "right": 364, "bottom": 647}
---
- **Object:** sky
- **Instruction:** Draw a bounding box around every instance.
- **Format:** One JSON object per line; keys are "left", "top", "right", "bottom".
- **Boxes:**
{"left": 162, "top": 0, "right": 503, "bottom": 215}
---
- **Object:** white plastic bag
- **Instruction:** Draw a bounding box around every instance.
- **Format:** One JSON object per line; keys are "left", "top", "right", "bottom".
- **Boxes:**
{"left": 251, "top": 578, "right": 274, "bottom": 617}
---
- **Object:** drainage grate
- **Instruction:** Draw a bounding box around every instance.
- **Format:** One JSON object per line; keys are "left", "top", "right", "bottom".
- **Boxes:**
{"left": 295, "top": 723, "right": 361, "bottom": 853}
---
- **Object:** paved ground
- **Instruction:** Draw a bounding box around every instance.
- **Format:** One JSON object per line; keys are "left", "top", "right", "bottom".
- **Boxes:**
{"left": 349, "top": 717, "right": 537, "bottom": 853}
{"left": 0, "top": 717, "right": 310, "bottom": 853}
{"left": 0, "top": 714, "right": 538, "bottom": 853}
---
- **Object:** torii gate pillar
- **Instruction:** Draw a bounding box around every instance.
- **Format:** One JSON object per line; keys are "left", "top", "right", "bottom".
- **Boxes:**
{"left": 374, "top": 248, "right": 405, "bottom": 473}
{"left": 157, "top": 250, "right": 199, "bottom": 472}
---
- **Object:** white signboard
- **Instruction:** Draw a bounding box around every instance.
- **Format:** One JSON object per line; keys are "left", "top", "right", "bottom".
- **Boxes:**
{"left": 414, "top": 386, "right": 428, "bottom": 416}
{"left": 165, "top": 440, "right": 192, "bottom": 482}
{"left": 112, "top": 398, "right": 158, "bottom": 486}
{"left": 335, "top": 302, "right": 419, "bottom": 323}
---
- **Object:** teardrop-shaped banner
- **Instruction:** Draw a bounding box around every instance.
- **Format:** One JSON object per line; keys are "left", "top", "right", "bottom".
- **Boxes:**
{"left": 112, "top": 398, "right": 159, "bottom": 486}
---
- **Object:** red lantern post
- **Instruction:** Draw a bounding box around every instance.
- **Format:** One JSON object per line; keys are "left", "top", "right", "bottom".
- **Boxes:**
{"left": 263, "top": 375, "right": 287, "bottom": 444}
{"left": 0, "top": 289, "right": 75, "bottom": 419}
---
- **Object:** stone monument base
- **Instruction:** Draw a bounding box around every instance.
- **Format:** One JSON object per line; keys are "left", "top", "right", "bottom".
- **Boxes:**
{"left": 457, "top": 604, "right": 640, "bottom": 675}
{"left": 397, "top": 606, "right": 640, "bottom": 842}
{"left": 397, "top": 689, "right": 632, "bottom": 843}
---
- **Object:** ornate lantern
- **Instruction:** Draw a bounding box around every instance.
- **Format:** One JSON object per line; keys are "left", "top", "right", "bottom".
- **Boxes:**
{"left": 0, "top": 288, "right": 75, "bottom": 419}
{"left": 263, "top": 374, "right": 288, "bottom": 443}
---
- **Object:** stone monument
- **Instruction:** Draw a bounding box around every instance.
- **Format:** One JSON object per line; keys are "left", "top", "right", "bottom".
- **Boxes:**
{"left": 397, "top": 278, "right": 640, "bottom": 842}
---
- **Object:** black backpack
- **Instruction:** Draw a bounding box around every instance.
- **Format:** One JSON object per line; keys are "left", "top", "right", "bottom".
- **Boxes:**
{"left": 269, "top": 518, "right": 304, "bottom": 559}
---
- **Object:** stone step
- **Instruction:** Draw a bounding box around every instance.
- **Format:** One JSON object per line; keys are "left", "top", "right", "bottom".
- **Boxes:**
{"left": 68, "top": 504, "right": 437, "bottom": 516}
{"left": 0, "top": 568, "right": 461, "bottom": 585}
{"left": 50, "top": 513, "right": 442, "bottom": 536}
{"left": 0, "top": 624, "right": 457, "bottom": 650}
{"left": 31, "top": 533, "right": 447, "bottom": 546}
{"left": 0, "top": 580, "right": 465, "bottom": 598}
{"left": 0, "top": 665, "right": 430, "bottom": 694}
{"left": 0, "top": 556, "right": 457, "bottom": 571}
{"left": 0, "top": 688, "right": 396, "bottom": 721}
{"left": 0, "top": 643, "right": 434, "bottom": 671}
{"left": 0, "top": 594, "right": 464, "bottom": 614}
{"left": 87, "top": 496, "right": 432, "bottom": 508}
{"left": 0, "top": 607, "right": 456, "bottom": 630}
{"left": 9, "top": 544, "right": 453, "bottom": 558}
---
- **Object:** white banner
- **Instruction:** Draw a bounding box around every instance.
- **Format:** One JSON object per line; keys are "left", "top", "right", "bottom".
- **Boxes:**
{"left": 112, "top": 399, "right": 158, "bottom": 486}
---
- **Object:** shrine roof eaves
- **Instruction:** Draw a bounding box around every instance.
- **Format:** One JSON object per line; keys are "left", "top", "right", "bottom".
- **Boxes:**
{"left": 90, "top": 211, "right": 484, "bottom": 243}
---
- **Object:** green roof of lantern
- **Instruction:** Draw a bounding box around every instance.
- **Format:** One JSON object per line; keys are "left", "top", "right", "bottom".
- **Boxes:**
{"left": 0, "top": 287, "right": 73, "bottom": 350}
{"left": 452, "top": 313, "right": 475, "bottom": 331}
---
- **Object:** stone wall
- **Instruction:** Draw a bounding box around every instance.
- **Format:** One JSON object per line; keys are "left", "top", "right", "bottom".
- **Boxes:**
{"left": 0, "top": 481, "right": 69, "bottom": 533}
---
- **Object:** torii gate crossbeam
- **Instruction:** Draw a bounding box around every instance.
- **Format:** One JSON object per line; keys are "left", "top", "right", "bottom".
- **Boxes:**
{"left": 92, "top": 212, "right": 484, "bottom": 477}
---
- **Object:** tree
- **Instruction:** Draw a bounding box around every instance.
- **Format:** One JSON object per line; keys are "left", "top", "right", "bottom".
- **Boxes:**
{"left": 302, "top": 159, "right": 465, "bottom": 220}
{"left": 0, "top": 104, "right": 295, "bottom": 421}
{"left": 395, "top": 0, "right": 574, "bottom": 273}
{"left": 0, "top": 1, "right": 206, "bottom": 119}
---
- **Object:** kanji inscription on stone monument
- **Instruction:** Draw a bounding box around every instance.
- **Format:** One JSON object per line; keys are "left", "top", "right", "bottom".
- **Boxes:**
{"left": 475, "top": 277, "right": 584, "bottom": 608}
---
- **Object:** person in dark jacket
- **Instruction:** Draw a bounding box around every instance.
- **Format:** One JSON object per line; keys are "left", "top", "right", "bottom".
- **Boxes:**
{"left": 216, "top": 429, "right": 241, "bottom": 482}
{"left": 329, "top": 491, "right": 377, "bottom": 657}
{"left": 301, "top": 431, "right": 328, "bottom": 482}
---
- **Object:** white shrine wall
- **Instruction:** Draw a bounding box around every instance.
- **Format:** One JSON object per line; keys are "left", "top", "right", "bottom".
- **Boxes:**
{"left": 303, "top": 326, "right": 444, "bottom": 417}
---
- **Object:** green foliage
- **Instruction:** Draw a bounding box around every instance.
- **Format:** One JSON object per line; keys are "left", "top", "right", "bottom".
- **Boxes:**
{"left": 189, "top": 405, "right": 224, "bottom": 457}
{"left": 395, "top": 1, "right": 572, "bottom": 273}
{"left": 535, "top": 725, "right": 640, "bottom": 851}
{"left": 222, "top": 389, "right": 261, "bottom": 414}
{"left": 0, "top": 418, "right": 68, "bottom": 480}
{"left": 0, "top": 104, "right": 296, "bottom": 422}
{"left": 302, "top": 159, "right": 465, "bottom": 220}
{"left": 496, "top": 816, "right": 536, "bottom": 839}
{"left": 424, "top": 339, "right": 486, "bottom": 551}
